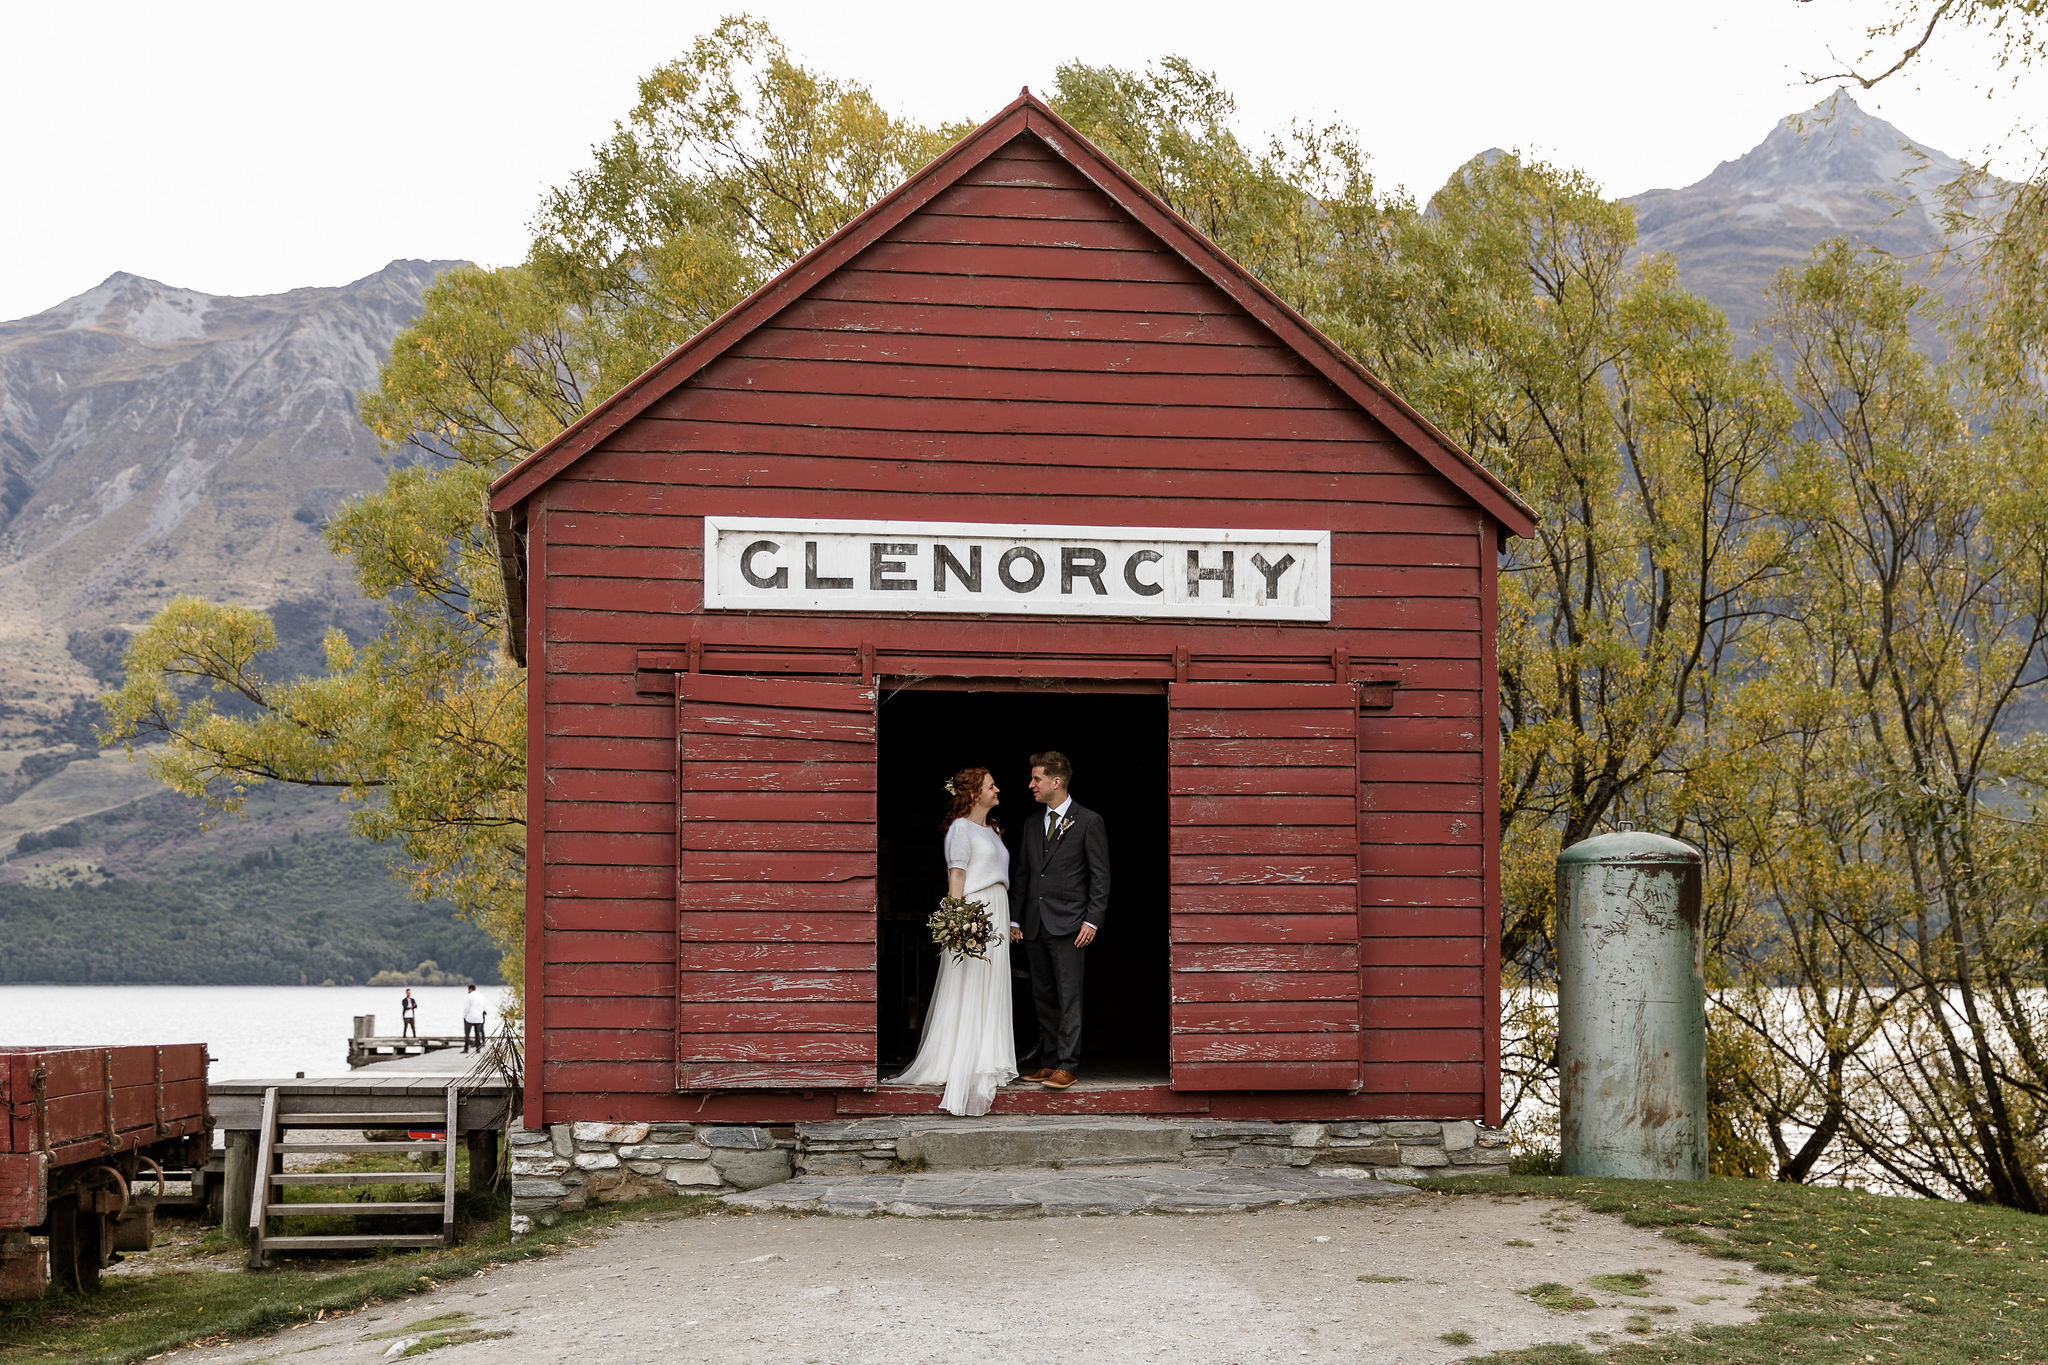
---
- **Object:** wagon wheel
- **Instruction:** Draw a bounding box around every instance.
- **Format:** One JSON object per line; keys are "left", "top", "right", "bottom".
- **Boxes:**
{"left": 43, "top": 1193, "right": 104, "bottom": 1294}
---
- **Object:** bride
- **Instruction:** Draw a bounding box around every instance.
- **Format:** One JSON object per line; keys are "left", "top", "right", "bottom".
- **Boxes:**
{"left": 889, "top": 766, "right": 1018, "bottom": 1115}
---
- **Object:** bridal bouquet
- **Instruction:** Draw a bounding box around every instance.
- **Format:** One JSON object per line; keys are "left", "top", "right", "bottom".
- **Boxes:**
{"left": 929, "top": 895, "right": 996, "bottom": 960}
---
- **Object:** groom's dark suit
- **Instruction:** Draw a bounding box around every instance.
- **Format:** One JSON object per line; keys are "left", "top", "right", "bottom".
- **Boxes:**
{"left": 1010, "top": 801, "right": 1110, "bottom": 1074}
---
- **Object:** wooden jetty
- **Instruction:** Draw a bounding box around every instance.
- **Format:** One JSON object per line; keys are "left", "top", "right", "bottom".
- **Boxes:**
{"left": 345, "top": 1013, "right": 465, "bottom": 1068}
{"left": 211, "top": 1042, "right": 513, "bottom": 1267}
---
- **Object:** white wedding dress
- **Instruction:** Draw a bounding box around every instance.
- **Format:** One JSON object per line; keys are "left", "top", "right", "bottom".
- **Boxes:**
{"left": 889, "top": 817, "right": 1018, "bottom": 1115}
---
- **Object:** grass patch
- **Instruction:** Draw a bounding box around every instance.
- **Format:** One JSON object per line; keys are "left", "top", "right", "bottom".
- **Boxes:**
{"left": 1522, "top": 1282, "right": 1599, "bottom": 1312}
{"left": 1441, "top": 1329, "right": 1477, "bottom": 1345}
{"left": 360, "top": 1309, "right": 477, "bottom": 1341}
{"left": 399, "top": 1326, "right": 514, "bottom": 1356}
{"left": 1357, "top": 1273, "right": 1409, "bottom": 1283}
{"left": 1418, "top": 1173, "right": 2048, "bottom": 1363}
{"left": 1504, "top": 1238, "right": 1537, "bottom": 1247}
{"left": 0, "top": 1194, "right": 714, "bottom": 1364}
{"left": 1585, "top": 1271, "right": 1657, "bottom": 1296}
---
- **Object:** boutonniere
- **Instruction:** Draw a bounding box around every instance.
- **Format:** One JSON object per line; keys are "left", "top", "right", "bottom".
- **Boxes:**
{"left": 1049, "top": 813, "right": 1074, "bottom": 843}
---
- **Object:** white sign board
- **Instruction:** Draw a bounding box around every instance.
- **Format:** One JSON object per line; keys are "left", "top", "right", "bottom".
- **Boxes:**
{"left": 703, "top": 517, "right": 1331, "bottom": 621}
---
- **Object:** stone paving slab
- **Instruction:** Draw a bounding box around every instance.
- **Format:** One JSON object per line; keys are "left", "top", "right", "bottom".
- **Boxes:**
{"left": 723, "top": 1162, "right": 1417, "bottom": 1217}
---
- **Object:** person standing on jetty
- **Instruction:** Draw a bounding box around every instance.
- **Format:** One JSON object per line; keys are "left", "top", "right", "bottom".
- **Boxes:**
{"left": 400, "top": 989, "right": 419, "bottom": 1038}
{"left": 462, "top": 985, "right": 488, "bottom": 1052}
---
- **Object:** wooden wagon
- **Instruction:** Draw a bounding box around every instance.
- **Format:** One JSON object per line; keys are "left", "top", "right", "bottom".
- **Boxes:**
{"left": 1, "top": 1044, "right": 210, "bottom": 1296}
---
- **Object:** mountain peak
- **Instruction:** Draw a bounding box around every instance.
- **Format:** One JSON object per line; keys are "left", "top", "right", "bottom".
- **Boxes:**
{"left": 47, "top": 272, "right": 213, "bottom": 344}
{"left": 1696, "top": 90, "right": 1963, "bottom": 198}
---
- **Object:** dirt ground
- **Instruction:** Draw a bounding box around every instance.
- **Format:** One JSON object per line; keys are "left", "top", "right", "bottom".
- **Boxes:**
{"left": 170, "top": 1192, "right": 1790, "bottom": 1364}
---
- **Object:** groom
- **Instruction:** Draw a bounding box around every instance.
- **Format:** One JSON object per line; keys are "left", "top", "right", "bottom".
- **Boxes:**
{"left": 1008, "top": 750, "right": 1110, "bottom": 1090}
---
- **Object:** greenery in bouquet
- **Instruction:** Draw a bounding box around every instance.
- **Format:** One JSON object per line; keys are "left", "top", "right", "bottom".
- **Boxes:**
{"left": 929, "top": 895, "right": 996, "bottom": 960}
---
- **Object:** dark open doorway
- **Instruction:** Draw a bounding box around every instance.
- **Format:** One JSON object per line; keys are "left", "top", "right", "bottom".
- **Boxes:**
{"left": 876, "top": 686, "right": 1170, "bottom": 1079}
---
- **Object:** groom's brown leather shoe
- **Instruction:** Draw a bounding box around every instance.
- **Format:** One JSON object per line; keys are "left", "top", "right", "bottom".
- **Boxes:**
{"left": 1020, "top": 1068, "right": 1056, "bottom": 1082}
{"left": 1040, "top": 1070, "right": 1077, "bottom": 1089}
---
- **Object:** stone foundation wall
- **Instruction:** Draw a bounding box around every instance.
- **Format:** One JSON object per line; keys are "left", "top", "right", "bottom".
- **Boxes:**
{"left": 798, "top": 1118, "right": 1511, "bottom": 1182}
{"left": 510, "top": 1115, "right": 1507, "bottom": 1232}
{"left": 508, "top": 1122, "right": 793, "bottom": 1235}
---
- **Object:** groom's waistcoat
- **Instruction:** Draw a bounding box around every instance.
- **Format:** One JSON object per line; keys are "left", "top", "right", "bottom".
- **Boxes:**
{"left": 1010, "top": 802, "right": 1111, "bottom": 939}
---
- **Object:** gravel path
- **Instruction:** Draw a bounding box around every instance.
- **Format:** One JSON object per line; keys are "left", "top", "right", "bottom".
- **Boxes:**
{"left": 169, "top": 1191, "right": 1788, "bottom": 1363}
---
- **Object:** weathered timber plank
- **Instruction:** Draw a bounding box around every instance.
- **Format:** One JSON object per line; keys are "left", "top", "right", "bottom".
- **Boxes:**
{"left": 681, "top": 762, "right": 876, "bottom": 793}
{"left": 1170, "top": 944, "right": 1359, "bottom": 974}
{"left": 678, "top": 853, "right": 874, "bottom": 884}
{"left": 1169, "top": 914, "right": 1359, "bottom": 944}
{"left": 1166, "top": 767, "right": 1355, "bottom": 797}
{"left": 675, "top": 1063, "right": 875, "bottom": 1090}
{"left": 1171, "top": 1062, "right": 1360, "bottom": 1090}
{"left": 537, "top": 1029, "right": 675, "bottom": 1063}
{"left": 921, "top": 183, "right": 1127, "bottom": 220}
{"left": 1168, "top": 855, "right": 1355, "bottom": 886}
{"left": 1360, "top": 997, "right": 1487, "bottom": 1029}
{"left": 1360, "top": 812, "right": 1482, "bottom": 844}
{"left": 1167, "top": 884, "right": 1356, "bottom": 915}
{"left": 733, "top": 323, "right": 1317, "bottom": 376}
{"left": 681, "top": 822, "right": 876, "bottom": 853}
{"left": 648, "top": 385, "right": 1373, "bottom": 443}
{"left": 1170, "top": 795, "right": 1356, "bottom": 825}
{"left": 546, "top": 800, "right": 673, "bottom": 834}
{"left": 674, "top": 1003, "right": 873, "bottom": 1034}
{"left": 852, "top": 239, "right": 1208, "bottom": 285}
{"left": 1171, "top": 1033, "right": 1360, "bottom": 1063}
{"left": 1357, "top": 936, "right": 1485, "bottom": 968}
{"left": 1168, "top": 972, "right": 1357, "bottom": 1003}
{"left": 676, "top": 1034, "right": 878, "bottom": 1063}
{"left": 1170, "top": 825, "right": 1354, "bottom": 856}
{"left": 676, "top": 913, "right": 874, "bottom": 943}
{"left": 544, "top": 865, "right": 672, "bottom": 899}
{"left": 544, "top": 996, "right": 673, "bottom": 1030}
{"left": 1358, "top": 967, "right": 1482, "bottom": 997}
{"left": 542, "top": 899, "right": 674, "bottom": 933}
{"left": 675, "top": 791, "right": 876, "bottom": 822}
{"left": 544, "top": 831, "right": 672, "bottom": 866}
{"left": 1357, "top": 845, "right": 1483, "bottom": 877}
{"left": 593, "top": 418, "right": 1428, "bottom": 479}
{"left": 680, "top": 704, "right": 876, "bottom": 746}
{"left": 1357, "top": 782, "right": 1484, "bottom": 813}
{"left": 675, "top": 972, "right": 877, "bottom": 1003}
{"left": 543, "top": 931, "right": 675, "bottom": 964}
{"left": 1362, "top": 1030, "right": 1484, "bottom": 1063}
{"left": 678, "top": 942, "right": 874, "bottom": 972}
{"left": 727, "top": 292, "right": 1275, "bottom": 345}
{"left": 543, "top": 768, "right": 675, "bottom": 803}
{"left": 691, "top": 355, "right": 1344, "bottom": 412}
{"left": 539, "top": 962, "right": 671, "bottom": 996}
{"left": 1170, "top": 1001, "right": 1361, "bottom": 1033}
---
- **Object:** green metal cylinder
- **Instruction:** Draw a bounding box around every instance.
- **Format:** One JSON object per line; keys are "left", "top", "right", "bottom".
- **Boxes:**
{"left": 1556, "top": 830, "right": 1707, "bottom": 1180}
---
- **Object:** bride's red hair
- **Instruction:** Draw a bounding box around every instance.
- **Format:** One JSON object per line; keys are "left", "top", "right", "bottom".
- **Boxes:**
{"left": 942, "top": 767, "right": 998, "bottom": 832}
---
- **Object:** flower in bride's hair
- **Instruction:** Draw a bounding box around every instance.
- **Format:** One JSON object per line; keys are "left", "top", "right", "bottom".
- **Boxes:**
{"left": 941, "top": 777, "right": 958, "bottom": 795}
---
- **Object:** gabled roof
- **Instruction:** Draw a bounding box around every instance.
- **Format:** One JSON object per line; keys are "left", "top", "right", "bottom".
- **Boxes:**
{"left": 487, "top": 91, "right": 1534, "bottom": 659}
{"left": 490, "top": 89, "right": 1532, "bottom": 523}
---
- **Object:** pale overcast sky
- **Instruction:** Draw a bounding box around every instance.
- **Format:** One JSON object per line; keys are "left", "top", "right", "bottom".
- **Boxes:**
{"left": 0, "top": 0, "right": 2028, "bottom": 322}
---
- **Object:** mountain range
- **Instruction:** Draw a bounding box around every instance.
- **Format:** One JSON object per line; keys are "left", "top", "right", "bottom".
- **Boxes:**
{"left": 0, "top": 94, "right": 1975, "bottom": 978}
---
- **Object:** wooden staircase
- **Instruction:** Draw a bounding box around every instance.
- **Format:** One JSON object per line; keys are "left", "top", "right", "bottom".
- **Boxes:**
{"left": 247, "top": 1085, "right": 457, "bottom": 1267}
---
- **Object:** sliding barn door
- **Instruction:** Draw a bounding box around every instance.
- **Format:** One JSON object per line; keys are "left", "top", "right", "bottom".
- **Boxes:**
{"left": 675, "top": 675, "right": 878, "bottom": 1090}
{"left": 1167, "top": 681, "right": 1362, "bottom": 1091}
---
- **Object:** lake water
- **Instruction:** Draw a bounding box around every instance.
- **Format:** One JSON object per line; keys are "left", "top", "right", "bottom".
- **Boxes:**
{"left": 0, "top": 985, "right": 513, "bottom": 1079}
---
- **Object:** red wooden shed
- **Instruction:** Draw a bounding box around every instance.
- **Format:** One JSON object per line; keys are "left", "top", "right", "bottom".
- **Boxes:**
{"left": 489, "top": 91, "right": 1535, "bottom": 1134}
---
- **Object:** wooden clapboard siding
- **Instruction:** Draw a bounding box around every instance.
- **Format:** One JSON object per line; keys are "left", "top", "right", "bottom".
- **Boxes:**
{"left": 1166, "top": 682, "right": 1362, "bottom": 1091}
{"left": 511, "top": 106, "right": 1511, "bottom": 1124}
{"left": 674, "top": 675, "right": 878, "bottom": 1090}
